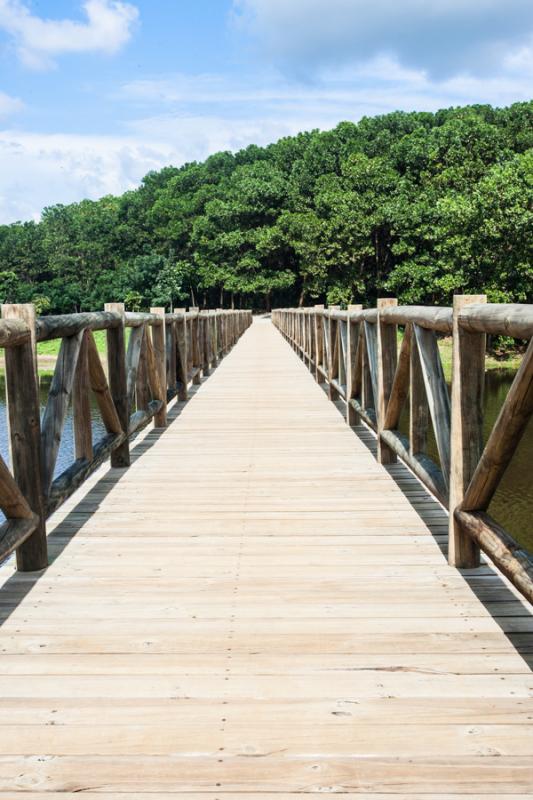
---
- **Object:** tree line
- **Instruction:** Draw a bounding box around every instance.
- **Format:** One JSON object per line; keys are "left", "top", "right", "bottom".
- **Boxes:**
{"left": 1, "top": 102, "right": 532, "bottom": 314}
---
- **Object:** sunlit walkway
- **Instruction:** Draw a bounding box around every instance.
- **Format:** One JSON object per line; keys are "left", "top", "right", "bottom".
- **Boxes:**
{"left": 0, "top": 318, "right": 532, "bottom": 796}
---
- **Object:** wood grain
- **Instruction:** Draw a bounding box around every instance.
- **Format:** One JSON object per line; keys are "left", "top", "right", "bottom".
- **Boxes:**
{"left": 0, "top": 317, "right": 531, "bottom": 796}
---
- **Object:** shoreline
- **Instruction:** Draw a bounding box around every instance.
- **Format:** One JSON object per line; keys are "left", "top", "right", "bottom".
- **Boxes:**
{"left": 0, "top": 348, "right": 522, "bottom": 381}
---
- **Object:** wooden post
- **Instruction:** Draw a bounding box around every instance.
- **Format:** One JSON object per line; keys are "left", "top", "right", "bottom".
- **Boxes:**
{"left": 190, "top": 308, "right": 201, "bottom": 385}
{"left": 201, "top": 311, "right": 210, "bottom": 376}
{"left": 314, "top": 306, "right": 324, "bottom": 383}
{"left": 212, "top": 311, "right": 220, "bottom": 368}
{"left": 174, "top": 309, "right": 188, "bottom": 401}
{"left": 327, "top": 307, "right": 340, "bottom": 401}
{"left": 2, "top": 303, "right": 47, "bottom": 571}
{"left": 409, "top": 327, "right": 428, "bottom": 455}
{"left": 346, "top": 304, "right": 362, "bottom": 426}
{"left": 150, "top": 308, "right": 168, "bottom": 428}
{"left": 135, "top": 336, "right": 150, "bottom": 411}
{"left": 165, "top": 319, "right": 177, "bottom": 398}
{"left": 377, "top": 298, "right": 398, "bottom": 464}
{"left": 104, "top": 303, "right": 130, "bottom": 468}
{"left": 448, "top": 294, "right": 487, "bottom": 567}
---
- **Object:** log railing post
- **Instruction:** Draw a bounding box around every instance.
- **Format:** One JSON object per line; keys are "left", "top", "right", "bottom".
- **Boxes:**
{"left": 377, "top": 298, "right": 398, "bottom": 464}
{"left": 150, "top": 308, "right": 168, "bottom": 428}
{"left": 346, "top": 304, "right": 362, "bottom": 426}
{"left": 1, "top": 303, "right": 48, "bottom": 571}
{"left": 448, "top": 294, "right": 487, "bottom": 567}
{"left": 104, "top": 302, "right": 130, "bottom": 468}
{"left": 175, "top": 309, "right": 188, "bottom": 401}
{"left": 165, "top": 318, "right": 177, "bottom": 399}
{"left": 201, "top": 311, "right": 210, "bottom": 376}
{"left": 314, "top": 305, "right": 324, "bottom": 383}
{"left": 409, "top": 325, "right": 428, "bottom": 456}
{"left": 328, "top": 307, "right": 340, "bottom": 401}
{"left": 190, "top": 308, "right": 201, "bottom": 385}
{"left": 212, "top": 311, "right": 220, "bottom": 368}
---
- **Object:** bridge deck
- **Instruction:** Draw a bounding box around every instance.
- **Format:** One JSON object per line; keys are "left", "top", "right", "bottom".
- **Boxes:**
{"left": 0, "top": 318, "right": 532, "bottom": 797}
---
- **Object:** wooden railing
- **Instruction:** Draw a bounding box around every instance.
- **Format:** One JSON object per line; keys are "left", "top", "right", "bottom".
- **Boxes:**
{"left": 272, "top": 299, "right": 533, "bottom": 603}
{"left": 0, "top": 304, "right": 251, "bottom": 572}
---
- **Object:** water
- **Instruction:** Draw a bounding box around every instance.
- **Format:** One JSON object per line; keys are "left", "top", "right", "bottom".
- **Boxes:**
{"left": 397, "top": 369, "right": 533, "bottom": 553}
{"left": 0, "top": 374, "right": 107, "bottom": 486}
{"left": 0, "top": 370, "right": 531, "bottom": 553}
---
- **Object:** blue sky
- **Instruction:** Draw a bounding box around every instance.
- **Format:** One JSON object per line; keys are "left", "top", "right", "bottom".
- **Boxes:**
{"left": 0, "top": 0, "right": 532, "bottom": 223}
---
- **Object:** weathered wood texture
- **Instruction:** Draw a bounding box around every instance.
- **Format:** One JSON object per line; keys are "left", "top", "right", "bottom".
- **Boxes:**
{"left": 448, "top": 295, "right": 487, "bottom": 568}
{"left": 72, "top": 331, "right": 93, "bottom": 462}
{"left": 273, "top": 301, "right": 533, "bottom": 604}
{"left": 0, "top": 317, "right": 531, "bottom": 795}
{"left": 0, "top": 304, "right": 250, "bottom": 571}
{"left": 377, "top": 298, "right": 398, "bottom": 464}
{"left": 104, "top": 303, "right": 130, "bottom": 469}
{"left": 1, "top": 304, "right": 47, "bottom": 570}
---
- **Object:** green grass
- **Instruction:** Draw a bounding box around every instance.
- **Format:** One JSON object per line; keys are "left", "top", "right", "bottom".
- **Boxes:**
{"left": 396, "top": 332, "right": 521, "bottom": 382}
{"left": 1, "top": 327, "right": 522, "bottom": 382}
{"left": 36, "top": 329, "right": 108, "bottom": 356}
{"left": 437, "top": 337, "right": 522, "bottom": 381}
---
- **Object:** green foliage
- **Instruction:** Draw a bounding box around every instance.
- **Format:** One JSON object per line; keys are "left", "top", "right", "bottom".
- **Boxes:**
{"left": 0, "top": 271, "right": 18, "bottom": 303}
{"left": 1, "top": 102, "right": 531, "bottom": 312}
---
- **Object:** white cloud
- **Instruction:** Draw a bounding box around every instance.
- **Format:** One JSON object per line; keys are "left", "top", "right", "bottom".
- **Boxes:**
{"left": 232, "top": 0, "right": 533, "bottom": 79}
{"left": 0, "top": 0, "right": 138, "bottom": 68}
{"left": 121, "top": 62, "right": 533, "bottom": 122}
{"left": 0, "top": 131, "right": 173, "bottom": 222}
{"left": 0, "top": 89, "right": 23, "bottom": 117}
{"left": 2, "top": 43, "right": 531, "bottom": 225}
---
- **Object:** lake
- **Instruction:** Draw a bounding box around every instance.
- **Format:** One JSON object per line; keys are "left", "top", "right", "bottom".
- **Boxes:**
{"left": 0, "top": 369, "right": 531, "bottom": 552}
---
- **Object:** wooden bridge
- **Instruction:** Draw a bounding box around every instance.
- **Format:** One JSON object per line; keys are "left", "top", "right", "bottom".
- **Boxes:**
{"left": 0, "top": 300, "right": 532, "bottom": 796}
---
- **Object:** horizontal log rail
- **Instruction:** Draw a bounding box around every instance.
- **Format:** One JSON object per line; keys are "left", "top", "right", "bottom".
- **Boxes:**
{"left": 272, "top": 299, "right": 533, "bottom": 603}
{"left": 0, "top": 303, "right": 251, "bottom": 571}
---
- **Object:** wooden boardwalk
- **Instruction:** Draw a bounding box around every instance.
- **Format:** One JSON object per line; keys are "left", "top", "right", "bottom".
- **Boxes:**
{"left": 0, "top": 317, "right": 532, "bottom": 797}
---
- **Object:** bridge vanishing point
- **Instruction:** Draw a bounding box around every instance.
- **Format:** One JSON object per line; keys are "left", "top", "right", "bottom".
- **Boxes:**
{"left": 0, "top": 303, "right": 532, "bottom": 796}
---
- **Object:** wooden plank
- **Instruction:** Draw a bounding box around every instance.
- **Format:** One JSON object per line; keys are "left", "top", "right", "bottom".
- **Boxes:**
{"left": 174, "top": 310, "right": 188, "bottom": 400}
{"left": 104, "top": 302, "right": 129, "bottom": 468}
{"left": 346, "top": 304, "right": 362, "bottom": 426}
{"left": 448, "top": 294, "right": 486, "bottom": 567}
{"left": 135, "top": 331, "right": 150, "bottom": 411}
{"left": 150, "top": 308, "right": 168, "bottom": 427}
{"left": 0, "top": 454, "right": 34, "bottom": 521}
{"left": 86, "top": 332, "right": 122, "bottom": 435}
{"left": 413, "top": 323, "right": 451, "bottom": 481}
{"left": 40, "top": 330, "right": 84, "bottom": 492}
{"left": 72, "top": 331, "right": 93, "bottom": 461}
{"left": 383, "top": 322, "right": 411, "bottom": 431}
{"left": 126, "top": 323, "right": 145, "bottom": 411}
{"left": 0, "top": 515, "right": 39, "bottom": 563}
{"left": 363, "top": 320, "right": 378, "bottom": 409}
{"left": 377, "top": 297, "right": 397, "bottom": 463}
{"left": 410, "top": 325, "right": 429, "bottom": 455}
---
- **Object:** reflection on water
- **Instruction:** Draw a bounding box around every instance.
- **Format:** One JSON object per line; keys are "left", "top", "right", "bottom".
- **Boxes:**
{"left": 0, "top": 374, "right": 107, "bottom": 484}
{"left": 0, "top": 369, "right": 531, "bottom": 552}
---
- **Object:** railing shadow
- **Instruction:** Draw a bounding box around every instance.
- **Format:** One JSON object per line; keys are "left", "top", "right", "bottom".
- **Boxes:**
{"left": 348, "top": 412, "right": 533, "bottom": 672}
{"left": 0, "top": 379, "right": 207, "bottom": 625}
{"left": 321, "top": 393, "right": 533, "bottom": 670}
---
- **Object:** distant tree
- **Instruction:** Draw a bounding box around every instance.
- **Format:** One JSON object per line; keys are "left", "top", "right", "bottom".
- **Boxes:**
{"left": 2, "top": 101, "right": 531, "bottom": 312}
